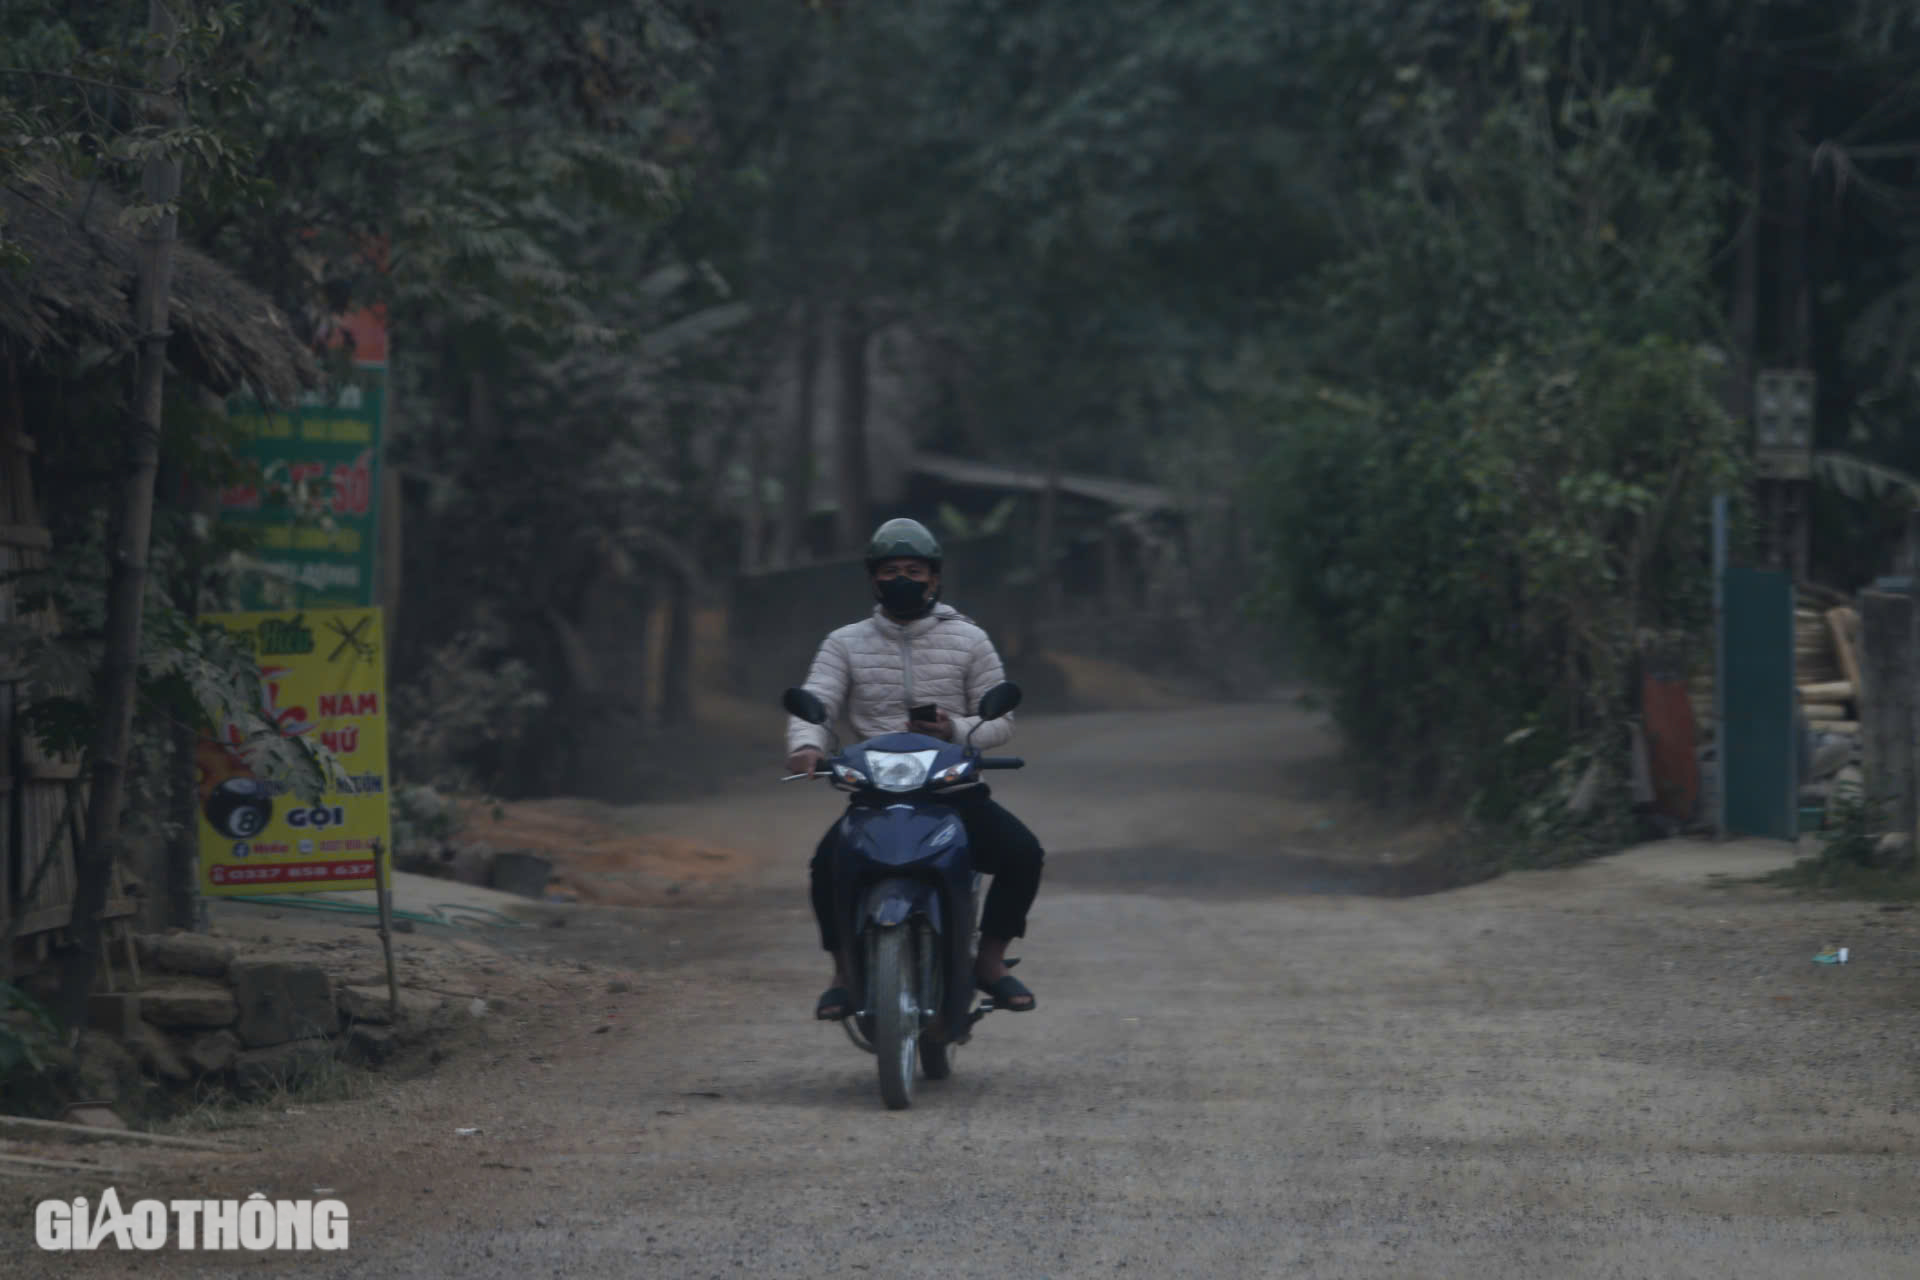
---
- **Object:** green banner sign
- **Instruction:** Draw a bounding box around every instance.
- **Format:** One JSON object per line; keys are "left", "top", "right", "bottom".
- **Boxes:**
{"left": 220, "top": 363, "right": 386, "bottom": 611}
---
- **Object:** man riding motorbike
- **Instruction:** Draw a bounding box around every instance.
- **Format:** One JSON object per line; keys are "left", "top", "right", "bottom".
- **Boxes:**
{"left": 785, "top": 517, "right": 1045, "bottom": 1021}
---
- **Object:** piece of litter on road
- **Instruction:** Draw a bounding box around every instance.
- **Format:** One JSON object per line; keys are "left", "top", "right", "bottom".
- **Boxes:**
{"left": 313, "top": 1188, "right": 334, "bottom": 1196}
{"left": 469, "top": 998, "right": 488, "bottom": 1017}
{"left": 1813, "top": 947, "right": 1850, "bottom": 965}
{"left": 455, "top": 1127, "right": 482, "bottom": 1137}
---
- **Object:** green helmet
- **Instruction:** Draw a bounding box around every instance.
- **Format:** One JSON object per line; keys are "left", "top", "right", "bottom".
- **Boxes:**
{"left": 864, "top": 518, "right": 943, "bottom": 572}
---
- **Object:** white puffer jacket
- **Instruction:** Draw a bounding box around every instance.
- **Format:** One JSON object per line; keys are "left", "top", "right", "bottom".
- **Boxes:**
{"left": 787, "top": 603, "right": 1015, "bottom": 756}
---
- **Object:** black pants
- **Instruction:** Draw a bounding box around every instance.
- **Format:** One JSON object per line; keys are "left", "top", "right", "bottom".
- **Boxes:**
{"left": 810, "top": 788, "right": 1045, "bottom": 954}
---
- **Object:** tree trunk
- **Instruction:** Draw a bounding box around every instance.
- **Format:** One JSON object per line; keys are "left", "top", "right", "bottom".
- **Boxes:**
{"left": 1727, "top": 48, "right": 1762, "bottom": 427}
{"left": 741, "top": 411, "right": 767, "bottom": 573}
{"left": 659, "top": 574, "right": 695, "bottom": 727}
{"left": 1859, "top": 591, "right": 1919, "bottom": 846}
{"left": 380, "top": 461, "right": 403, "bottom": 633}
{"left": 832, "top": 300, "right": 872, "bottom": 555}
{"left": 160, "top": 413, "right": 213, "bottom": 932}
{"left": 658, "top": 413, "right": 701, "bottom": 729}
{"left": 1780, "top": 93, "right": 1813, "bottom": 583}
{"left": 1780, "top": 99, "right": 1812, "bottom": 371}
{"left": 1102, "top": 519, "right": 1126, "bottom": 618}
{"left": 1037, "top": 463, "right": 1063, "bottom": 618}
{"left": 59, "top": 0, "right": 183, "bottom": 1028}
{"left": 774, "top": 300, "right": 822, "bottom": 568}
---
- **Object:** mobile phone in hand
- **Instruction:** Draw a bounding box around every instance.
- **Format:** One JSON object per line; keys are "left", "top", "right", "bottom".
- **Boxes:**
{"left": 909, "top": 704, "right": 938, "bottom": 723}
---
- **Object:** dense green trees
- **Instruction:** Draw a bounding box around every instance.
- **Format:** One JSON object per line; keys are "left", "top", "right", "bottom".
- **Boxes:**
{"left": 9, "top": 0, "right": 1920, "bottom": 910}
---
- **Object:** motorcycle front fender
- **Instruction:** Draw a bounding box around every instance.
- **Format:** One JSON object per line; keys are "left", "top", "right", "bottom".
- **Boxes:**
{"left": 861, "top": 878, "right": 943, "bottom": 936}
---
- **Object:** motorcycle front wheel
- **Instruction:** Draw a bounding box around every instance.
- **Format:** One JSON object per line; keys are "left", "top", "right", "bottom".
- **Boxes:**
{"left": 918, "top": 919, "right": 953, "bottom": 1079}
{"left": 870, "top": 925, "right": 918, "bottom": 1110}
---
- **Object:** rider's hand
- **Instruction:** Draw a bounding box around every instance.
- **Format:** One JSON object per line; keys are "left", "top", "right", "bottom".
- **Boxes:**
{"left": 786, "top": 748, "right": 824, "bottom": 777}
{"left": 909, "top": 708, "right": 954, "bottom": 741}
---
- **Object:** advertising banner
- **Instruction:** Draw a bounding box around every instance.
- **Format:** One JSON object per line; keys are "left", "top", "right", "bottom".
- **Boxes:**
{"left": 219, "top": 361, "right": 386, "bottom": 611}
{"left": 195, "top": 608, "right": 392, "bottom": 896}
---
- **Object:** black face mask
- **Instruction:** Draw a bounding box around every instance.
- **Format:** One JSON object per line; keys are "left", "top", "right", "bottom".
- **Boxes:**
{"left": 875, "top": 576, "right": 934, "bottom": 618}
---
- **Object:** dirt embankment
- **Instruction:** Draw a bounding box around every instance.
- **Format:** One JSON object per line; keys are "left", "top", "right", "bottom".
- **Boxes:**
{"left": 463, "top": 801, "right": 747, "bottom": 908}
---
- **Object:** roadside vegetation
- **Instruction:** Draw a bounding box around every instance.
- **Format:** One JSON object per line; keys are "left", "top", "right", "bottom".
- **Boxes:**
{"left": 6, "top": 0, "right": 1920, "bottom": 1073}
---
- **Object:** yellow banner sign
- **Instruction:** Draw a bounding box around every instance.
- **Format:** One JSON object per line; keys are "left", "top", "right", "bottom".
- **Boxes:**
{"left": 195, "top": 608, "right": 392, "bottom": 896}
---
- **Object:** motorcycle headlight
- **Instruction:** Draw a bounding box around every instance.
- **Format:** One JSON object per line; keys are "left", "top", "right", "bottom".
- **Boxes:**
{"left": 864, "top": 750, "right": 938, "bottom": 793}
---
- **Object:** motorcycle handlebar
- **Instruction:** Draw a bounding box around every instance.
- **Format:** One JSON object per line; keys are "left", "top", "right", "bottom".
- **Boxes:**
{"left": 780, "top": 756, "right": 1025, "bottom": 783}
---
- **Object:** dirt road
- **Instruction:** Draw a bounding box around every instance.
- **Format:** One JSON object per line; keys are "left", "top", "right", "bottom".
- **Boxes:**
{"left": 18, "top": 701, "right": 1920, "bottom": 1277}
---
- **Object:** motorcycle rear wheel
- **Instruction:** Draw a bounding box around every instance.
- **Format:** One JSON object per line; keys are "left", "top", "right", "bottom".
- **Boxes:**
{"left": 871, "top": 925, "right": 918, "bottom": 1110}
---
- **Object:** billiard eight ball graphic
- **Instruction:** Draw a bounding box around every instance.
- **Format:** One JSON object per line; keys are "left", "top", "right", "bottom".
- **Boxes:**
{"left": 204, "top": 776, "right": 273, "bottom": 839}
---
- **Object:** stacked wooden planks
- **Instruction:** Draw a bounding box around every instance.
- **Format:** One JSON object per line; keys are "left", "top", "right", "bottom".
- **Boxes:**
{"left": 1687, "top": 596, "right": 1864, "bottom": 740}
{"left": 1797, "top": 604, "right": 1863, "bottom": 736}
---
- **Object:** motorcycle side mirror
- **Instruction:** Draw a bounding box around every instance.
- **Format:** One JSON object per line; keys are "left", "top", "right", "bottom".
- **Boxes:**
{"left": 782, "top": 687, "right": 829, "bottom": 725}
{"left": 976, "top": 681, "right": 1023, "bottom": 723}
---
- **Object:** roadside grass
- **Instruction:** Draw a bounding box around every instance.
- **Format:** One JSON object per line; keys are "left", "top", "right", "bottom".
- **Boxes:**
{"left": 1752, "top": 788, "right": 1920, "bottom": 902}
{"left": 1758, "top": 857, "right": 1920, "bottom": 901}
{"left": 158, "top": 1052, "right": 372, "bottom": 1136}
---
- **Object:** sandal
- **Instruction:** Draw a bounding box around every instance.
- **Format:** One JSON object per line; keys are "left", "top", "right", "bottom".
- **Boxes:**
{"left": 975, "top": 973, "right": 1036, "bottom": 1012}
{"left": 815, "top": 985, "right": 855, "bottom": 1021}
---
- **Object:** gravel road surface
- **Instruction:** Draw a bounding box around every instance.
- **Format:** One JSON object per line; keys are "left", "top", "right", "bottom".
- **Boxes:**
{"left": 15, "top": 701, "right": 1920, "bottom": 1278}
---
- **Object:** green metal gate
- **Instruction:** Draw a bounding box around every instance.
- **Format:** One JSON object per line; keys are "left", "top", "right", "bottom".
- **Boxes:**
{"left": 1719, "top": 565, "right": 1796, "bottom": 840}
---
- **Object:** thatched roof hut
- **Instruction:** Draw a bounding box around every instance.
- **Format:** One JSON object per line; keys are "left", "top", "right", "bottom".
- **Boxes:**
{"left": 0, "top": 169, "right": 318, "bottom": 403}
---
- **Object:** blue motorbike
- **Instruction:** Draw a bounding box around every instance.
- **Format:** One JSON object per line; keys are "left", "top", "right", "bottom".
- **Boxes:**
{"left": 781, "top": 681, "right": 1025, "bottom": 1110}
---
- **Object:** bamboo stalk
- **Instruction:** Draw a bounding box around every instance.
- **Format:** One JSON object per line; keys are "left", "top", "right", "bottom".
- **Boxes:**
{"left": 0, "top": 1152, "right": 136, "bottom": 1176}
{"left": 0, "top": 1115, "right": 239, "bottom": 1151}
{"left": 374, "top": 839, "right": 399, "bottom": 1022}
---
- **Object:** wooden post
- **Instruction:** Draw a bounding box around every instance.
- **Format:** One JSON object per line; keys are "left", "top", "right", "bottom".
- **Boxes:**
{"left": 373, "top": 838, "right": 399, "bottom": 1021}
{"left": 1858, "top": 590, "right": 1918, "bottom": 839}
